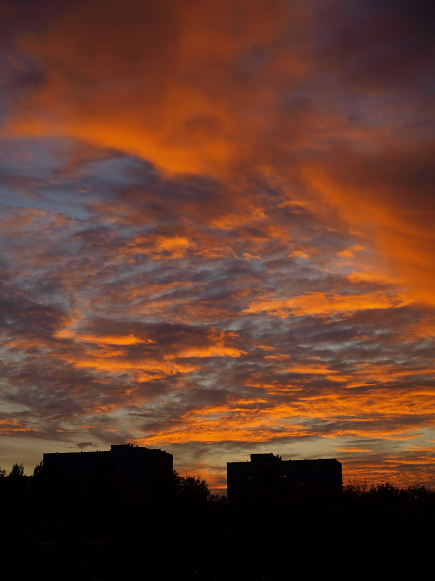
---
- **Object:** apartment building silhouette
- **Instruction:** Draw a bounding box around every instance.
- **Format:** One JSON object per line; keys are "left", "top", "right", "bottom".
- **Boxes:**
{"left": 227, "top": 453, "right": 342, "bottom": 500}
{"left": 43, "top": 443, "right": 173, "bottom": 488}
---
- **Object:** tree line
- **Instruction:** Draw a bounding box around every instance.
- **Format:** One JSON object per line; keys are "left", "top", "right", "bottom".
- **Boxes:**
{"left": 1, "top": 461, "right": 434, "bottom": 580}
{"left": 0, "top": 461, "right": 26, "bottom": 478}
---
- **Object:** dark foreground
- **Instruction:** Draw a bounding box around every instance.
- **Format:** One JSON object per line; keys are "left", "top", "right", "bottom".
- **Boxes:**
{"left": 1, "top": 473, "right": 434, "bottom": 580}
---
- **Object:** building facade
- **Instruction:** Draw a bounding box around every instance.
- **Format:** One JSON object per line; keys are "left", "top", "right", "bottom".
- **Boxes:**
{"left": 227, "top": 453, "right": 342, "bottom": 500}
{"left": 43, "top": 444, "right": 173, "bottom": 488}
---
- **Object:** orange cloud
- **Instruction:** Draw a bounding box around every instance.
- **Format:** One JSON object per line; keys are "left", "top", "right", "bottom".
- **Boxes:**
{"left": 0, "top": 419, "right": 32, "bottom": 434}
{"left": 304, "top": 142, "right": 435, "bottom": 305}
{"left": 4, "top": 0, "right": 432, "bottom": 311}
{"left": 76, "top": 334, "right": 150, "bottom": 346}
{"left": 244, "top": 290, "right": 410, "bottom": 318}
{"left": 4, "top": 0, "right": 311, "bottom": 176}
{"left": 342, "top": 450, "right": 435, "bottom": 489}
{"left": 53, "top": 322, "right": 245, "bottom": 386}
{"left": 133, "top": 384, "right": 435, "bottom": 449}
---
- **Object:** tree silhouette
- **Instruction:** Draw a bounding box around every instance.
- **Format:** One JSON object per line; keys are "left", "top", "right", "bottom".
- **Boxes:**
{"left": 174, "top": 472, "right": 211, "bottom": 502}
{"left": 8, "top": 462, "right": 25, "bottom": 477}
{"left": 33, "top": 461, "right": 44, "bottom": 478}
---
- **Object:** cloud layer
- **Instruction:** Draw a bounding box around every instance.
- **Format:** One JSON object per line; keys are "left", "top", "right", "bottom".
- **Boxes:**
{"left": 0, "top": 0, "right": 434, "bottom": 488}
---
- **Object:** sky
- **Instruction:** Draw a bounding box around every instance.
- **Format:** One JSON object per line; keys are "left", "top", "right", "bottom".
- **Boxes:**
{"left": 0, "top": 0, "right": 434, "bottom": 491}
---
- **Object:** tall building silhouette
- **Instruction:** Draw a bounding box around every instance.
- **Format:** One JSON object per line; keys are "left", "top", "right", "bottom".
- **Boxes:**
{"left": 227, "top": 453, "right": 342, "bottom": 500}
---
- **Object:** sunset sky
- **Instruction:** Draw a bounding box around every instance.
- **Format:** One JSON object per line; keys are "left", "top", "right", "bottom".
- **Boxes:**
{"left": 0, "top": 0, "right": 434, "bottom": 490}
